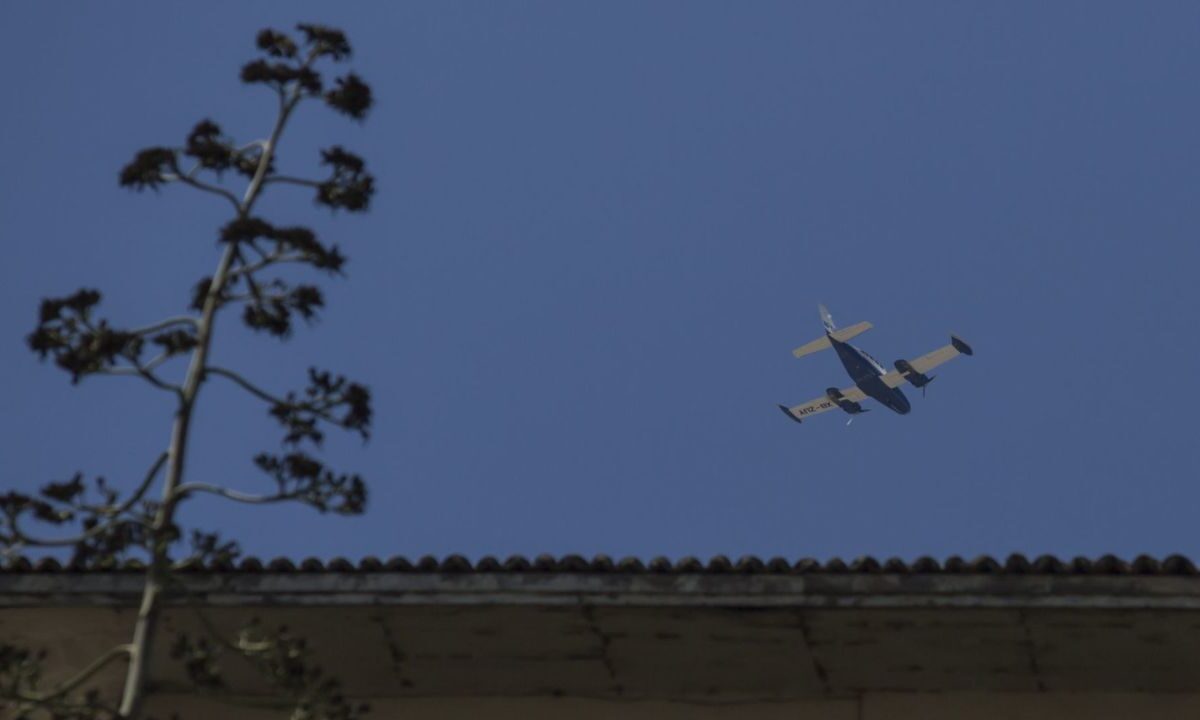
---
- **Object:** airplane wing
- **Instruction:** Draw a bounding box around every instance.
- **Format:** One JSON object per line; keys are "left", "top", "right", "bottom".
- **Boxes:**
{"left": 779, "top": 385, "right": 867, "bottom": 423}
{"left": 881, "top": 335, "right": 974, "bottom": 388}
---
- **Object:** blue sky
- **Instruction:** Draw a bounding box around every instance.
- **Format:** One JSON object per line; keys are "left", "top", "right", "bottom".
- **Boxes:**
{"left": 3, "top": 2, "right": 1199, "bottom": 562}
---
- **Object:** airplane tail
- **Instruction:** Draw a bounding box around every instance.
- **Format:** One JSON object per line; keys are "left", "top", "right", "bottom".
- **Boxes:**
{"left": 792, "top": 304, "right": 872, "bottom": 358}
{"left": 819, "top": 303, "right": 836, "bottom": 333}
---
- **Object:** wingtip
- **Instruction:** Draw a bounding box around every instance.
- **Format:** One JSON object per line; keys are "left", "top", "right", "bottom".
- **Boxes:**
{"left": 950, "top": 334, "right": 974, "bottom": 356}
{"left": 778, "top": 404, "right": 803, "bottom": 424}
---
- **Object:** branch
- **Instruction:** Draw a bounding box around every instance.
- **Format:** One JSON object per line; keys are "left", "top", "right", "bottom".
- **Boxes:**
{"left": 241, "top": 259, "right": 269, "bottom": 307}
{"left": 264, "top": 175, "right": 322, "bottom": 189}
{"left": 14, "top": 644, "right": 133, "bottom": 704}
{"left": 129, "top": 315, "right": 199, "bottom": 336}
{"left": 229, "top": 251, "right": 309, "bottom": 279}
{"left": 242, "top": 238, "right": 271, "bottom": 262}
{"left": 161, "top": 173, "right": 241, "bottom": 210}
{"left": 4, "top": 452, "right": 167, "bottom": 550}
{"left": 171, "top": 482, "right": 298, "bottom": 506}
{"left": 204, "top": 366, "right": 284, "bottom": 406}
{"left": 72, "top": 315, "right": 185, "bottom": 392}
{"left": 142, "top": 351, "right": 171, "bottom": 372}
{"left": 98, "top": 365, "right": 182, "bottom": 395}
{"left": 239, "top": 67, "right": 307, "bottom": 213}
{"left": 204, "top": 366, "right": 348, "bottom": 433}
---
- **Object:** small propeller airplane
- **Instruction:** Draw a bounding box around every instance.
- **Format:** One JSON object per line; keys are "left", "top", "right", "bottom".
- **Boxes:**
{"left": 779, "top": 304, "right": 973, "bottom": 424}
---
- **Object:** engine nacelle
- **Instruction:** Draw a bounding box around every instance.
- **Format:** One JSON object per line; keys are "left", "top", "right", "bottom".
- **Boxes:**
{"left": 825, "top": 387, "right": 866, "bottom": 414}
{"left": 894, "top": 359, "right": 934, "bottom": 388}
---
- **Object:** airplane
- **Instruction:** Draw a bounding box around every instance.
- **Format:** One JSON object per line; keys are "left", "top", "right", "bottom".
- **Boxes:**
{"left": 778, "top": 304, "right": 973, "bottom": 424}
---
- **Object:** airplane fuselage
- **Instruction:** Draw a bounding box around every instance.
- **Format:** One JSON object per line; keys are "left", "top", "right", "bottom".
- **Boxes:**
{"left": 829, "top": 336, "right": 911, "bottom": 415}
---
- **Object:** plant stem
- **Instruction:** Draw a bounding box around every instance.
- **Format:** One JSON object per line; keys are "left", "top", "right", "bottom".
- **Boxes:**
{"left": 117, "top": 88, "right": 301, "bottom": 719}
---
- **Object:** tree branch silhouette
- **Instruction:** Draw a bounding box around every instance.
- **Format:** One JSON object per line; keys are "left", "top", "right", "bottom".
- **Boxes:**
{"left": 3, "top": 23, "right": 378, "bottom": 720}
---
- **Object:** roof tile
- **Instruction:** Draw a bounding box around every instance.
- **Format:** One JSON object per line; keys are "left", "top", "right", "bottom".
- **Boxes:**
{"left": 4, "top": 554, "right": 1199, "bottom": 575}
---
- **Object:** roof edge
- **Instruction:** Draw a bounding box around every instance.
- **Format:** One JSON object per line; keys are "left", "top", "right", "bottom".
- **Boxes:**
{"left": 5, "top": 568, "right": 1200, "bottom": 610}
{"left": 2, "top": 553, "right": 1197, "bottom": 576}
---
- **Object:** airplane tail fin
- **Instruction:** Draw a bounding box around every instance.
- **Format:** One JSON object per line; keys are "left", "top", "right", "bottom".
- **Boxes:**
{"left": 819, "top": 303, "right": 836, "bottom": 333}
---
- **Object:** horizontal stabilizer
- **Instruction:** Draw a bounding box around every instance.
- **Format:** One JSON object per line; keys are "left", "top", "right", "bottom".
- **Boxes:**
{"left": 791, "top": 320, "right": 872, "bottom": 358}
{"left": 830, "top": 321, "right": 872, "bottom": 343}
{"left": 792, "top": 336, "right": 832, "bottom": 358}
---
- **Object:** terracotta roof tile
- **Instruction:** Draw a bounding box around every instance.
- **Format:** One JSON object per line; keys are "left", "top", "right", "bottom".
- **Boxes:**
{"left": 3, "top": 554, "right": 1198, "bottom": 575}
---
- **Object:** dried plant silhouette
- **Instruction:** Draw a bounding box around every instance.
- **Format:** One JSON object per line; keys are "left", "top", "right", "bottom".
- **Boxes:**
{"left": 2, "top": 24, "right": 376, "bottom": 720}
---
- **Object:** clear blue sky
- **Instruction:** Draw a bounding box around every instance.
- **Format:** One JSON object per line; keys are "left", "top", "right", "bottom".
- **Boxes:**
{"left": 3, "top": 2, "right": 1199, "bottom": 562}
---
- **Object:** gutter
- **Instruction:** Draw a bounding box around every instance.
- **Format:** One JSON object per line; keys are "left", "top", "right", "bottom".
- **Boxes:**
{"left": 4, "top": 572, "right": 1200, "bottom": 610}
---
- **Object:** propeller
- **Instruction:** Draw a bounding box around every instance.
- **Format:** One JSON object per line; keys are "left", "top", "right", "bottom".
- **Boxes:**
{"left": 846, "top": 408, "right": 869, "bottom": 426}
